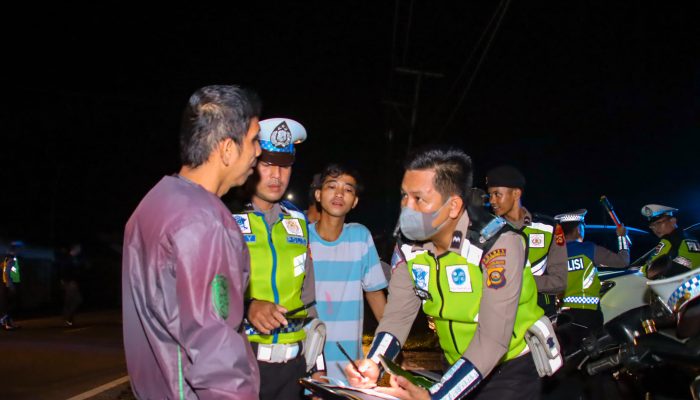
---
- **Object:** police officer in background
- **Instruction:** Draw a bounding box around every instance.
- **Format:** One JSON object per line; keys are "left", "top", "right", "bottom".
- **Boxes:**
{"left": 642, "top": 204, "right": 700, "bottom": 279}
{"left": 346, "top": 146, "right": 553, "bottom": 400}
{"left": 234, "top": 118, "right": 321, "bottom": 400}
{"left": 554, "top": 209, "right": 629, "bottom": 334}
{"left": 485, "top": 165, "right": 567, "bottom": 319}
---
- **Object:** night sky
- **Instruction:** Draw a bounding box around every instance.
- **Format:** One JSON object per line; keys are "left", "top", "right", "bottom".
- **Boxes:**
{"left": 3, "top": 2, "right": 699, "bottom": 250}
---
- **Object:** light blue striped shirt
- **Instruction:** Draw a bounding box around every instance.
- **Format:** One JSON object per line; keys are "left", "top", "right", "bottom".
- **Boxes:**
{"left": 309, "top": 222, "right": 388, "bottom": 383}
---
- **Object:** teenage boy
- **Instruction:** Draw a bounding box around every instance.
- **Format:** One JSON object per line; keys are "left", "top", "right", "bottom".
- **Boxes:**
{"left": 309, "top": 164, "right": 388, "bottom": 383}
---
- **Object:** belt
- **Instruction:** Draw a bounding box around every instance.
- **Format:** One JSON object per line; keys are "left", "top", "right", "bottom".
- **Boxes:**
{"left": 245, "top": 318, "right": 307, "bottom": 336}
{"left": 251, "top": 341, "right": 303, "bottom": 363}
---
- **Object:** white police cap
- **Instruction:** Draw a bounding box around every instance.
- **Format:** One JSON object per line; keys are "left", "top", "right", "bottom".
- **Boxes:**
{"left": 258, "top": 118, "right": 307, "bottom": 167}
{"left": 554, "top": 209, "right": 587, "bottom": 223}
{"left": 641, "top": 204, "right": 678, "bottom": 221}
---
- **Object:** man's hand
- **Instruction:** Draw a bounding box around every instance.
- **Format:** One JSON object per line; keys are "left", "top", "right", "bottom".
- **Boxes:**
{"left": 376, "top": 375, "right": 430, "bottom": 400}
{"left": 616, "top": 224, "right": 627, "bottom": 237}
{"left": 344, "top": 359, "right": 380, "bottom": 388}
{"left": 247, "top": 299, "right": 287, "bottom": 334}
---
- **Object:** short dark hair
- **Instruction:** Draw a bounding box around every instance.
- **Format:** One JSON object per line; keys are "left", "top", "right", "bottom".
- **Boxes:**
{"left": 561, "top": 221, "right": 581, "bottom": 237}
{"left": 318, "top": 164, "right": 364, "bottom": 195}
{"left": 308, "top": 173, "right": 322, "bottom": 212}
{"left": 179, "top": 85, "right": 261, "bottom": 167}
{"left": 404, "top": 146, "right": 473, "bottom": 200}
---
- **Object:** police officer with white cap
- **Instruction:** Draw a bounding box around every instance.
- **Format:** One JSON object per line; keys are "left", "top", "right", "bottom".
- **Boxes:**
{"left": 641, "top": 204, "right": 700, "bottom": 278}
{"left": 554, "top": 209, "right": 630, "bottom": 333}
{"left": 233, "top": 118, "right": 321, "bottom": 400}
{"left": 485, "top": 165, "right": 568, "bottom": 319}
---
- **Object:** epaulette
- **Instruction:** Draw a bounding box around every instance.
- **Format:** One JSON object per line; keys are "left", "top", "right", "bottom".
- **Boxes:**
{"left": 280, "top": 200, "right": 307, "bottom": 222}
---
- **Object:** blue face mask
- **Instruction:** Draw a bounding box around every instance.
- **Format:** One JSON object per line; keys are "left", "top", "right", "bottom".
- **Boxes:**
{"left": 399, "top": 201, "right": 450, "bottom": 241}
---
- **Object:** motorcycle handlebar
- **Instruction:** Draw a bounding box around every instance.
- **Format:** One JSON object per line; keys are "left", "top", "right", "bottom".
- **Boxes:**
{"left": 586, "top": 352, "right": 623, "bottom": 375}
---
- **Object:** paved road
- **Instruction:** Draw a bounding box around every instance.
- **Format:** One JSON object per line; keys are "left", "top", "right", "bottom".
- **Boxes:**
{"left": 0, "top": 310, "right": 130, "bottom": 400}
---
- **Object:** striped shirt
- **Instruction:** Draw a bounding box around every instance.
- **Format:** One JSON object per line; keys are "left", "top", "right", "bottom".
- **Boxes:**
{"left": 309, "top": 222, "right": 388, "bottom": 383}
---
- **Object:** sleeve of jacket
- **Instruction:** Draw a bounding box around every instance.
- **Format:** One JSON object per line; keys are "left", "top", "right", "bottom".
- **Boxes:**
{"left": 593, "top": 244, "right": 630, "bottom": 268}
{"left": 534, "top": 239, "right": 568, "bottom": 295}
{"left": 167, "top": 218, "right": 259, "bottom": 399}
{"left": 464, "top": 232, "right": 525, "bottom": 376}
{"left": 374, "top": 259, "right": 422, "bottom": 346}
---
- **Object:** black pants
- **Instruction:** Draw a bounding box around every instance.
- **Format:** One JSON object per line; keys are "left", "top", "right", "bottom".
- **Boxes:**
{"left": 62, "top": 280, "right": 83, "bottom": 323}
{"left": 538, "top": 293, "right": 557, "bottom": 319}
{"left": 467, "top": 354, "right": 541, "bottom": 400}
{"left": 254, "top": 344, "right": 306, "bottom": 400}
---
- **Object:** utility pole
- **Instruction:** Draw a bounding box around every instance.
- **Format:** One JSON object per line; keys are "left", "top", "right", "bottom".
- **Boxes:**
{"left": 394, "top": 67, "right": 444, "bottom": 151}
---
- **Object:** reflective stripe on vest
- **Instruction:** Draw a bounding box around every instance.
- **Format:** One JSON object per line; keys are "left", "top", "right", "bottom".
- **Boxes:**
{"left": 522, "top": 224, "right": 554, "bottom": 277}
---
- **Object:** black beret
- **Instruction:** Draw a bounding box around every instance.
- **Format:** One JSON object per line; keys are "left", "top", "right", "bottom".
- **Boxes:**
{"left": 485, "top": 165, "right": 526, "bottom": 189}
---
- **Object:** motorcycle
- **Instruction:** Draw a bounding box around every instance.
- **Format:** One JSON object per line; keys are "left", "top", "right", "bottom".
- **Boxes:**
{"left": 577, "top": 259, "right": 700, "bottom": 400}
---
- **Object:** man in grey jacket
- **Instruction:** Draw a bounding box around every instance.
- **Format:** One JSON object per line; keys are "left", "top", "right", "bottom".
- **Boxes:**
{"left": 122, "top": 85, "right": 262, "bottom": 399}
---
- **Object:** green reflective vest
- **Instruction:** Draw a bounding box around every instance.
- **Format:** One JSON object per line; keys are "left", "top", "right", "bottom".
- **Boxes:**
{"left": 522, "top": 221, "right": 555, "bottom": 276}
{"left": 404, "top": 237, "right": 543, "bottom": 365}
{"left": 235, "top": 206, "right": 309, "bottom": 344}
{"left": 646, "top": 232, "right": 700, "bottom": 276}
{"left": 563, "top": 241, "right": 600, "bottom": 310}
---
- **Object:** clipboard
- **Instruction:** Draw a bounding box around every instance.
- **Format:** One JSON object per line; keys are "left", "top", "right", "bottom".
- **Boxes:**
{"left": 299, "top": 378, "right": 399, "bottom": 400}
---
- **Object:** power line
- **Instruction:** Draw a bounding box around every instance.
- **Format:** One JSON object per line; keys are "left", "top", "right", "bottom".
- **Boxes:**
{"left": 439, "top": 0, "right": 512, "bottom": 137}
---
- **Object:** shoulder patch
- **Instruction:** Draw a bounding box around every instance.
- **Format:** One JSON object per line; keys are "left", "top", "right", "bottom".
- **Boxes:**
{"left": 211, "top": 274, "right": 230, "bottom": 320}
{"left": 233, "top": 214, "right": 252, "bottom": 234}
{"left": 390, "top": 244, "right": 406, "bottom": 270}
{"left": 554, "top": 224, "right": 565, "bottom": 246}
{"left": 482, "top": 248, "right": 507, "bottom": 289}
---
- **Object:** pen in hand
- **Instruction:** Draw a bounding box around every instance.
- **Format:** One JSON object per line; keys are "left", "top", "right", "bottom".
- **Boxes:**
{"left": 284, "top": 300, "right": 317, "bottom": 317}
{"left": 336, "top": 342, "right": 367, "bottom": 379}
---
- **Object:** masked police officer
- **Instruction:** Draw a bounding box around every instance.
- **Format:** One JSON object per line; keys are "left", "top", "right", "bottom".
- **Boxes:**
{"left": 234, "top": 118, "right": 320, "bottom": 400}
{"left": 642, "top": 204, "right": 700, "bottom": 279}
{"left": 485, "top": 165, "right": 568, "bottom": 319}
{"left": 345, "top": 147, "right": 559, "bottom": 400}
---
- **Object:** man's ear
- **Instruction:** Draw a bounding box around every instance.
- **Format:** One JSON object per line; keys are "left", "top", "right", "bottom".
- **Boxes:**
{"left": 448, "top": 196, "right": 464, "bottom": 218}
{"left": 314, "top": 188, "right": 321, "bottom": 203}
{"left": 351, "top": 196, "right": 359, "bottom": 210}
{"left": 513, "top": 188, "right": 522, "bottom": 201}
{"left": 219, "top": 138, "right": 237, "bottom": 166}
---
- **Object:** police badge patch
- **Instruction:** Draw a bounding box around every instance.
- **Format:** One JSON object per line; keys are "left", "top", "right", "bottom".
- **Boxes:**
{"left": 529, "top": 233, "right": 545, "bottom": 248}
{"left": 211, "top": 274, "right": 230, "bottom": 320}
{"left": 271, "top": 121, "right": 293, "bottom": 148}
{"left": 233, "top": 214, "right": 252, "bottom": 234}
{"left": 446, "top": 265, "right": 472, "bottom": 293}
{"left": 282, "top": 219, "right": 304, "bottom": 236}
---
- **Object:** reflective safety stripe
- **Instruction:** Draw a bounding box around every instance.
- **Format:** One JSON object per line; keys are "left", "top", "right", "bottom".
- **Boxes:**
{"left": 531, "top": 258, "right": 547, "bottom": 276}
{"left": 562, "top": 296, "right": 599, "bottom": 305}
{"left": 245, "top": 318, "right": 306, "bottom": 336}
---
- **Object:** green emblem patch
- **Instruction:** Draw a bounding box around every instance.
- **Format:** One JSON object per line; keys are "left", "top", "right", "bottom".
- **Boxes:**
{"left": 211, "top": 274, "right": 230, "bottom": 320}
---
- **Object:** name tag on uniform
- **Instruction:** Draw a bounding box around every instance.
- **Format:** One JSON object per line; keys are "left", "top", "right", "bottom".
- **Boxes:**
{"left": 244, "top": 234, "right": 256, "bottom": 242}
{"left": 529, "top": 233, "right": 545, "bottom": 248}
{"left": 446, "top": 265, "right": 472, "bottom": 293}
{"left": 233, "top": 214, "right": 252, "bottom": 234}
{"left": 282, "top": 219, "right": 304, "bottom": 237}
{"left": 287, "top": 237, "right": 307, "bottom": 245}
{"left": 687, "top": 240, "right": 700, "bottom": 252}
{"left": 293, "top": 253, "right": 307, "bottom": 277}
{"left": 411, "top": 264, "right": 430, "bottom": 291}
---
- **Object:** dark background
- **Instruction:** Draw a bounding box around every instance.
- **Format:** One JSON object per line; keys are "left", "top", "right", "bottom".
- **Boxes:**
{"left": 2, "top": 2, "right": 699, "bottom": 254}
